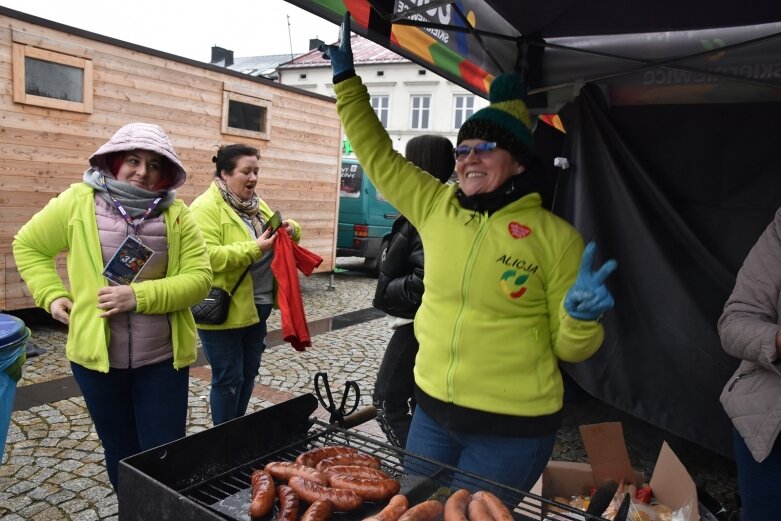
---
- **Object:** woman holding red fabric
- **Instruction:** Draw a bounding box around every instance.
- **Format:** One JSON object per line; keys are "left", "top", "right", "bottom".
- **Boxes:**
{"left": 190, "top": 144, "right": 301, "bottom": 425}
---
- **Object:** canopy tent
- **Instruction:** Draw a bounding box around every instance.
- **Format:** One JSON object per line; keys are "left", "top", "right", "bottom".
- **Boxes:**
{"left": 286, "top": 0, "right": 781, "bottom": 457}
{"left": 285, "top": 1, "right": 781, "bottom": 107}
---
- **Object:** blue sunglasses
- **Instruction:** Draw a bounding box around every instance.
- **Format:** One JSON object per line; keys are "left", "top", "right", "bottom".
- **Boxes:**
{"left": 454, "top": 141, "right": 498, "bottom": 161}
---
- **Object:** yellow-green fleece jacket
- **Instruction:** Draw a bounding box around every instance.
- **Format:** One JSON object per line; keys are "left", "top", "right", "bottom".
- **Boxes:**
{"left": 12, "top": 183, "right": 212, "bottom": 372}
{"left": 189, "top": 182, "right": 301, "bottom": 330}
{"left": 335, "top": 76, "right": 604, "bottom": 417}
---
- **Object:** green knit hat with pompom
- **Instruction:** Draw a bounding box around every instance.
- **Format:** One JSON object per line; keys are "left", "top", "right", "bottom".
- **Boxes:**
{"left": 457, "top": 72, "right": 533, "bottom": 163}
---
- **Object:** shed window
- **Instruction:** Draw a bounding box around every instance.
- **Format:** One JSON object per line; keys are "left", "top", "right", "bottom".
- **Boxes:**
{"left": 12, "top": 43, "right": 93, "bottom": 113}
{"left": 221, "top": 91, "right": 271, "bottom": 140}
{"left": 26, "top": 58, "right": 83, "bottom": 101}
{"left": 229, "top": 100, "right": 265, "bottom": 131}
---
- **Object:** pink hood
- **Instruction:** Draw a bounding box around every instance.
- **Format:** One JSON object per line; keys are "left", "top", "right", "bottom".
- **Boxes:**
{"left": 89, "top": 123, "right": 187, "bottom": 190}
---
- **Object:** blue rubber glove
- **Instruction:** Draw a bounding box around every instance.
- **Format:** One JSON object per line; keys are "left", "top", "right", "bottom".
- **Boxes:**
{"left": 318, "top": 12, "right": 355, "bottom": 79}
{"left": 564, "top": 241, "right": 618, "bottom": 321}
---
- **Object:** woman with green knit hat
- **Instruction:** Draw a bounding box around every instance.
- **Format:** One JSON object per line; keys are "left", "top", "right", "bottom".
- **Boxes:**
{"left": 321, "top": 13, "right": 617, "bottom": 493}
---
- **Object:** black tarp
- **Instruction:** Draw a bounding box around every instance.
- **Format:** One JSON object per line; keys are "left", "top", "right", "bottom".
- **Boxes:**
{"left": 535, "top": 84, "right": 781, "bottom": 456}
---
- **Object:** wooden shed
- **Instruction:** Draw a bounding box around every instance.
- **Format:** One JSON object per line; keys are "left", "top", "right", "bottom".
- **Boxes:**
{"left": 0, "top": 7, "right": 342, "bottom": 311}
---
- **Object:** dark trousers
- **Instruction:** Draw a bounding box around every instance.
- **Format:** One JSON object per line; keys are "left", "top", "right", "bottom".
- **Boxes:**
{"left": 372, "top": 323, "right": 418, "bottom": 447}
{"left": 733, "top": 427, "right": 781, "bottom": 520}
{"left": 71, "top": 359, "right": 189, "bottom": 491}
{"left": 198, "top": 304, "right": 272, "bottom": 426}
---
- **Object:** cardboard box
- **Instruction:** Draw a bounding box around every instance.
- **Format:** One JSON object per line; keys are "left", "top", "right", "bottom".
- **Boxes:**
{"left": 531, "top": 422, "right": 699, "bottom": 521}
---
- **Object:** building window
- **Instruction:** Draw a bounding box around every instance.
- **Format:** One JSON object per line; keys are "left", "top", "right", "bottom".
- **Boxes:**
{"left": 221, "top": 91, "right": 271, "bottom": 140}
{"left": 12, "top": 43, "right": 93, "bottom": 113}
{"left": 453, "top": 95, "right": 476, "bottom": 128}
{"left": 410, "top": 95, "right": 431, "bottom": 129}
{"left": 371, "top": 95, "right": 390, "bottom": 128}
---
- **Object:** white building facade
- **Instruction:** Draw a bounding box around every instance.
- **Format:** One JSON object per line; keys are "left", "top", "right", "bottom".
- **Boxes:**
{"left": 277, "top": 35, "right": 488, "bottom": 156}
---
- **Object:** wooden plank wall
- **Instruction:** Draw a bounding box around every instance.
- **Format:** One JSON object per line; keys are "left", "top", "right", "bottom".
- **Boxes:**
{"left": 0, "top": 14, "right": 342, "bottom": 311}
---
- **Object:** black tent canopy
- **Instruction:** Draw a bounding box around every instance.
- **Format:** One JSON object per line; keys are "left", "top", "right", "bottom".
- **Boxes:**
{"left": 287, "top": 1, "right": 781, "bottom": 107}
{"left": 286, "top": 0, "right": 781, "bottom": 457}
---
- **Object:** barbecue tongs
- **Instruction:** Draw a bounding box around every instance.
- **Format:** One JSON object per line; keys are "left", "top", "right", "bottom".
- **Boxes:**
{"left": 314, "top": 371, "right": 360, "bottom": 427}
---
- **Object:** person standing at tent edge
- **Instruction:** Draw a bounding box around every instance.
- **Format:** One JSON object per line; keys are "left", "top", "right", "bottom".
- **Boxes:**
{"left": 320, "top": 12, "right": 617, "bottom": 492}
{"left": 718, "top": 205, "right": 781, "bottom": 521}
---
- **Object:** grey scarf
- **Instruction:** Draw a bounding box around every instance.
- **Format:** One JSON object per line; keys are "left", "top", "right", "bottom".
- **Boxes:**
{"left": 214, "top": 177, "right": 265, "bottom": 236}
{"left": 83, "top": 168, "right": 175, "bottom": 218}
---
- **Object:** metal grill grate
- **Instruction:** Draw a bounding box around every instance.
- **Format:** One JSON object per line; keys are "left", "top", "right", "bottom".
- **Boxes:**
{"left": 182, "top": 419, "right": 609, "bottom": 521}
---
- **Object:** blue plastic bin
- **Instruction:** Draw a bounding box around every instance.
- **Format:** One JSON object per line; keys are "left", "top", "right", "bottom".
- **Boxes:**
{"left": 0, "top": 314, "right": 30, "bottom": 463}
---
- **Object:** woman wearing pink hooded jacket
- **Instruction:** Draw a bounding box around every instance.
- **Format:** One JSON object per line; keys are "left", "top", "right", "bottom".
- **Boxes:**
{"left": 13, "top": 123, "right": 212, "bottom": 491}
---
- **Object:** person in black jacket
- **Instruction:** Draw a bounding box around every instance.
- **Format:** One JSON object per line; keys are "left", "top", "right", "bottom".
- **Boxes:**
{"left": 372, "top": 134, "right": 455, "bottom": 447}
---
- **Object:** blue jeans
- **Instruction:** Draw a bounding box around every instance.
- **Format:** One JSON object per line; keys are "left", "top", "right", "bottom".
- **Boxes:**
{"left": 733, "top": 427, "right": 781, "bottom": 520}
{"left": 404, "top": 407, "right": 555, "bottom": 495}
{"left": 198, "top": 304, "right": 272, "bottom": 426}
{"left": 70, "top": 359, "right": 189, "bottom": 491}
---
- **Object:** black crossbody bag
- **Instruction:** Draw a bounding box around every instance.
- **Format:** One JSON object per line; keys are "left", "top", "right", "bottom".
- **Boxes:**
{"left": 191, "top": 266, "right": 251, "bottom": 325}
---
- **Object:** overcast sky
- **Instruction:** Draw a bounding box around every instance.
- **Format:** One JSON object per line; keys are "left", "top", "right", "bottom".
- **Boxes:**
{"left": 1, "top": 0, "right": 340, "bottom": 62}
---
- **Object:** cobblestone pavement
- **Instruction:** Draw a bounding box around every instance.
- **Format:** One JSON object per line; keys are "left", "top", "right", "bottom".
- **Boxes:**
{"left": 0, "top": 258, "right": 738, "bottom": 520}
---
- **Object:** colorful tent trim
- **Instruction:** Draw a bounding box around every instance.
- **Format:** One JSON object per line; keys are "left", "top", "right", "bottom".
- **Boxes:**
{"left": 309, "top": 0, "right": 493, "bottom": 95}
{"left": 538, "top": 114, "right": 566, "bottom": 133}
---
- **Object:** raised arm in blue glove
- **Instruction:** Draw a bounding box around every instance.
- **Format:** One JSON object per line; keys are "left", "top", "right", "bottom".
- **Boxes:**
{"left": 318, "top": 12, "right": 355, "bottom": 82}
{"left": 564, "top": 241, "right": 618, "bottom": 321}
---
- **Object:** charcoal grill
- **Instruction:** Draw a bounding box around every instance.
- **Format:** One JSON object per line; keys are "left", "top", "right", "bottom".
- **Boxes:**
{"left": 118, "top": 393, "right": 610, "bottom": 521}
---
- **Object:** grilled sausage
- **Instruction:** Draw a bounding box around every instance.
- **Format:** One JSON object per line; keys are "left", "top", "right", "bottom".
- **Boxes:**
{"left": 443, "top": 489, "right": 471, "bottom": 521}
{"left": 296, "top": 445, "right": 360, "bottom": 468}
{"left": 276, "top": 484, "right": 300, "bottom": 521}
{"left": 301, "top": 499, "right": 335, "bottom": 521}
{"left": 288, "top": 475, "right": 364, "bottom": 512}
{"left": 327, "top": 474, "right": 400, "bottom": 501}
{"left": 249, "top": 469, "right": 276, "bottom": 518}
{"left": 397, "top": 499, "right": 444, "bottom": 521}
{"left": 322, "top": 465, "right": 389, "bottom": 481}
{"left": 362, "top": 494, "right": 409, "bottom": 521}
{"left": 315, "top": 453, "right": 382, "bottom": 472}
{"left": 472, "top": 491, "right": 513, "bottom": 521}
{"left": 265, "top": 461, "right": 329, "bottom": 485}
{"left": 467, "top": 498, "right": 493, "bottom": 521}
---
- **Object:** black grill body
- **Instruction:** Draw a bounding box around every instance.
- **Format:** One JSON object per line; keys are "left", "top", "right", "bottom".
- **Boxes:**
{"left": 118, "top": 394, "right": 608, "bottom": 521}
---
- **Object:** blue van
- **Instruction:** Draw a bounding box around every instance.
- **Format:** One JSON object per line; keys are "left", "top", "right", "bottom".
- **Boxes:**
{"left": 337, "top": 158, "right": 398, "bottom": 274}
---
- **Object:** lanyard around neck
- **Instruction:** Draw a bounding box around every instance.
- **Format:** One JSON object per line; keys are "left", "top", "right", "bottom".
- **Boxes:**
{"left": 108, "top": 195, "right": 163, "bottom": 233}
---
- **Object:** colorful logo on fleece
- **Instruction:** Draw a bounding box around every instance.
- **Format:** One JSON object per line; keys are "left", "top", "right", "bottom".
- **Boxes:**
{"left": 500, "top": 270, "right": 528, "bottom": 299}
{"left": 508, "top": 221, "right": 532, "bottom": 239}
